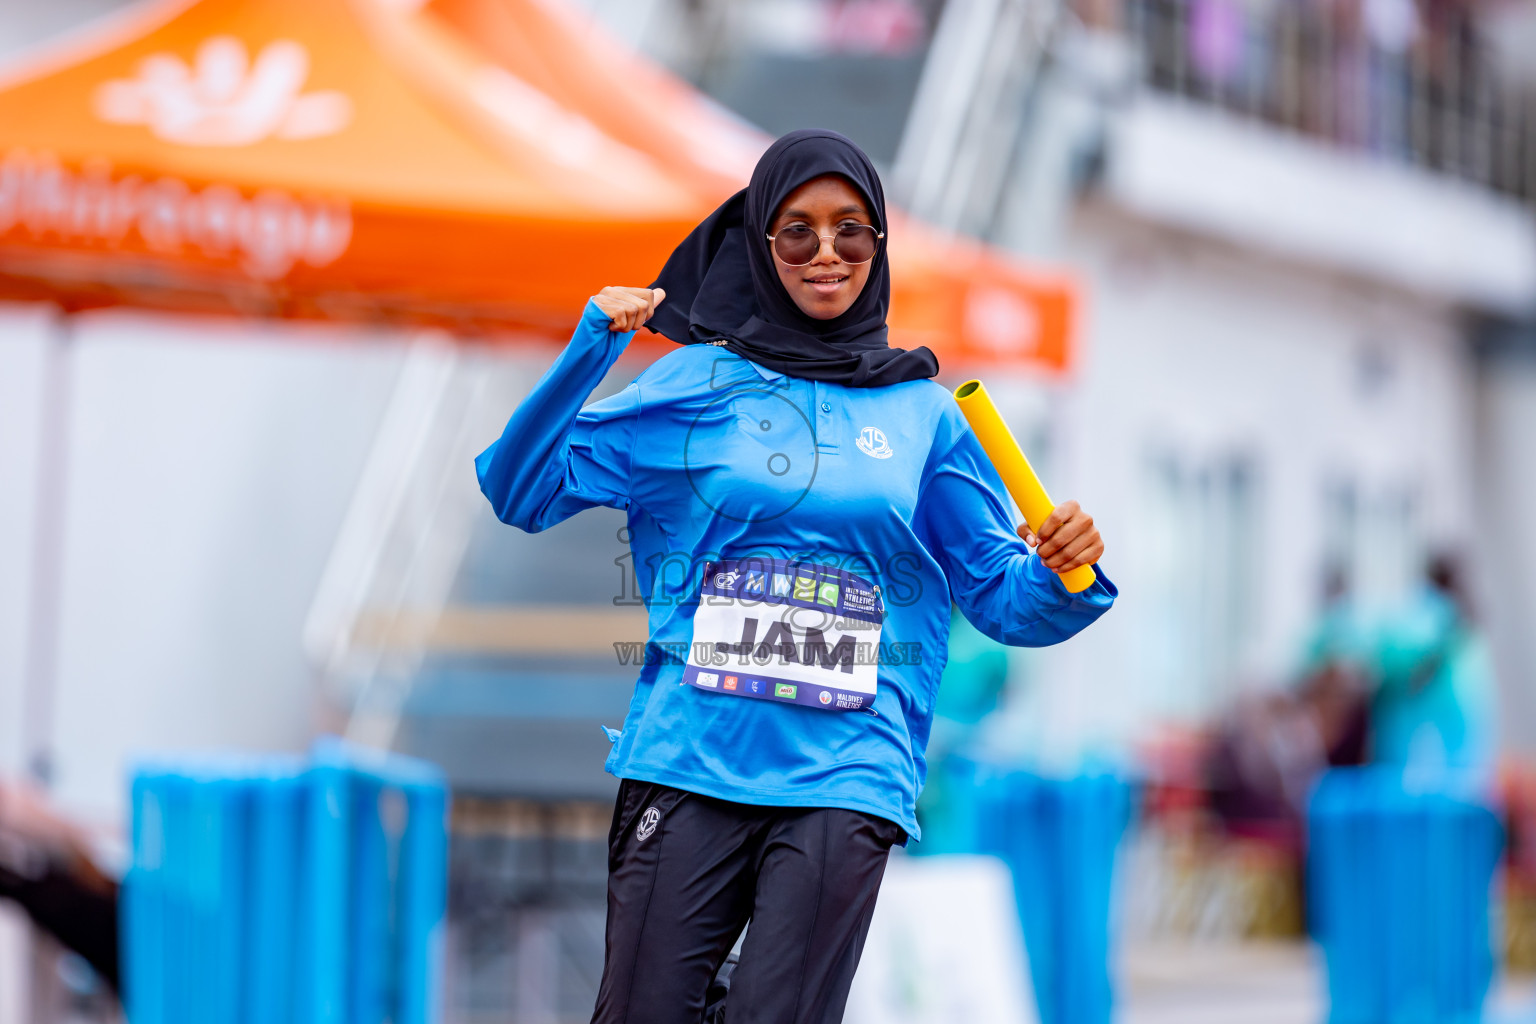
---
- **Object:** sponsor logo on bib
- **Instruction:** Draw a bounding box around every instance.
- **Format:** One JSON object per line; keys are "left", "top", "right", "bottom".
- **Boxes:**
{"left": 688, "top": 558, "right": 884, "bottom": 712}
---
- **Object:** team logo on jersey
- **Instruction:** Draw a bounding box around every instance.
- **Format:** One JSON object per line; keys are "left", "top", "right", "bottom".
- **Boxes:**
{"left": 856, "top": 426, "right": 893, "bottom": 459}
{"left": 636, "top": 806, "right": 660, "bottom": 843}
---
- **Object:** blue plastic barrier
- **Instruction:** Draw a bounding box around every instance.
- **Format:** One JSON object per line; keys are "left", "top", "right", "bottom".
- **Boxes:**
{"left": 920, "top": 761, "right": 1133, "bottom": 1024}
{"left": 1308, "top": 767, "right": 1503, "bottom": 1024}
{"left": 121, "top": 738, "right": 449, "bottom": 1024}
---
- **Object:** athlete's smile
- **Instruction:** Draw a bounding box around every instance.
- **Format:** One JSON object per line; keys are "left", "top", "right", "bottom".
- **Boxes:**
{"left": 805, "top": 272, "right": 850, "bottom": 297}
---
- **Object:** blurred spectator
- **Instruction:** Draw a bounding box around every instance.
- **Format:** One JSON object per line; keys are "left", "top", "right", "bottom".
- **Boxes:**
{"left": 0, "top": 779, "right": 120, "bottom": 995}
{"left": 1204, "top": 691, "right": 1327, "bottom": 847}
{"left": 1202, "top": 678, "right": 1367, "bottom": 846}
{"left": 1300, "top": 562, "right": 1372, "bottom": 681}
{"left": 1367, "top": 551, "right": 1498, "bottom": 780}
{"left": 1117, "top": 0, "right": 1536, "bottom": 199}
{"left": 1190, "top": 0, "right": 1247, "bottom": 87}
{"left": 1364, "top": 0, "right": 1418, "bottom": 155}
{"left": 1504, "top": 761, "right": 1536, "bottom": 971}
{"left": 826, "top": 0, "right": 927, "bottom": 55}
{"left": 1204, "top": 564, "right": 1370, "bottom": 843}
{"left": 1255, "top": 551, "right": 1497, "bottom": 792}
{"left": 1296, "top": 563, "right": 1375, "bottom": 770}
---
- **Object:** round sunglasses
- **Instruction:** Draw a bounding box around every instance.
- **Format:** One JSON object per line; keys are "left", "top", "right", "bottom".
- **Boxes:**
{"left": 765, "top": 222, "right": 884, "bottom": 266}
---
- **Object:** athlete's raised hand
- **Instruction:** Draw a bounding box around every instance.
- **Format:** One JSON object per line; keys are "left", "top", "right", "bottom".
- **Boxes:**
{"left": 593, "top": 286, "right": 666, "bottom": 333}
{"left": 1017, "top": 500, "right": 1103, "bottom": 575}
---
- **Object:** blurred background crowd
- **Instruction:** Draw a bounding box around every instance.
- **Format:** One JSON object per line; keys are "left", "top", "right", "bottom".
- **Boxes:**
{"left": 1, "top": 0, "right": 1535, "bottom": 1021}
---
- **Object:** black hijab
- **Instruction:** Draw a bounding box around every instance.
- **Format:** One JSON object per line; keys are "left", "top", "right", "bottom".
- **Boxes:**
{"left": 645, "top": 129, "right": 940, "bottom": 388}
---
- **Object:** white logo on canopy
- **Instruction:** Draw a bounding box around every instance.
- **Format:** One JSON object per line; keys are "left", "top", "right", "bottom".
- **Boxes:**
{"left": 965, "top": 286, "right": 1042, "bottom": 356}
{"left": 94, "top": 37, "right": 353, "bottom": 147}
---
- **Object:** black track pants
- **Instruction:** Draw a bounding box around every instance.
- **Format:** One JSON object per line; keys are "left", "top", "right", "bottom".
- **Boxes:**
{"left": 591, "top": 778, "right": 907, "bottom": 1024}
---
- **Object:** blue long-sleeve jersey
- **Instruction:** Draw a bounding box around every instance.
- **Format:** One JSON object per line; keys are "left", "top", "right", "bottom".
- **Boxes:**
{"left": 475, "top": 300, "right": 1116, "bottom": 839}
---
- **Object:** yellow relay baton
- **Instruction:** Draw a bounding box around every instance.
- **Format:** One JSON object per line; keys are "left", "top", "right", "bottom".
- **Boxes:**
{"left": 953, "top": 379, "right": 1098, "bottom": 594}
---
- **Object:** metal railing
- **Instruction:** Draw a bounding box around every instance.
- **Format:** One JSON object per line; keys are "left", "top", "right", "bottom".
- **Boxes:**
{"left": 1082, "top": 0, "right": 1536, "bottom": 204}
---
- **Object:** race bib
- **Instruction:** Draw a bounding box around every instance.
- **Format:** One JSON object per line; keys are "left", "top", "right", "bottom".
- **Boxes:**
{"left": 683, "top": 558, "right": 885, "bottom": 712}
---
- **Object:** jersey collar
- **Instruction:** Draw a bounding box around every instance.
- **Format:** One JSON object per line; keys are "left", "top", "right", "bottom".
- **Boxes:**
{"left": 744, "top": 356, "right": 786, "bottom": 383}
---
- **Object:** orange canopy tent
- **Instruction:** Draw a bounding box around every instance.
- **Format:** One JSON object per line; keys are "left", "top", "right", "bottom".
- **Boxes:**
{"left": 0, "top": 0, "right": 1078, "bottom": 370}
{"left": 0, "top": 0, "right": 707, "bottom": 331}
{"left": 390, "top": 0, "right": 1079, "bottom": 371}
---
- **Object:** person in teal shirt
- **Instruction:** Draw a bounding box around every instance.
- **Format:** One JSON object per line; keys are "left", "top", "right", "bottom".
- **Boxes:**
{"left": 1369, "top": 554, "right": 1497, "bottom": 779}
{"left": 474, "top": 130, "right": 1115, "bottom": 1024}
{"left": 1297, "top": 556, "right": 1497, "bottom": 779}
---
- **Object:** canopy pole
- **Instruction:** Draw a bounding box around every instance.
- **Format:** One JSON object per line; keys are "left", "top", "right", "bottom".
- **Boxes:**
{"left": 21, "top": 308, "right": 71, "bottom": 789}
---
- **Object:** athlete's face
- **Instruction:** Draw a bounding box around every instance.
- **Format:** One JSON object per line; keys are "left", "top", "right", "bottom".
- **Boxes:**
{"left": 768, "top": 175, "right": 876, "bottom": 321}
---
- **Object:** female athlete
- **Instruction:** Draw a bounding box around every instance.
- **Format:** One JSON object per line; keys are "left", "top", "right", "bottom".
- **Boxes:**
{"left": 475, "top": 129, "right": 1117, "bottom": 1024}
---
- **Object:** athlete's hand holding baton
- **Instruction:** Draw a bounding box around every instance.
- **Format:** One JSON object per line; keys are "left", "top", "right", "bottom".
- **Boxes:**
{"left": 1019, "top": 500, "right": 1103, "bottom": 585}
{"left": 954, "top": 379, "right": 1104, "bottom": 590}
